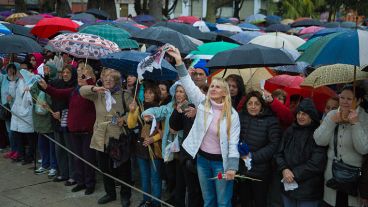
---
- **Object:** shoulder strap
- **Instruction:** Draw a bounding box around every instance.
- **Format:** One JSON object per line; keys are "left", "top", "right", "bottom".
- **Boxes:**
{"left": 121, "top": 90, "right": 127, "bottom": 116}
{"left": 333, "top": 125, "right": 339, "bottom": 158}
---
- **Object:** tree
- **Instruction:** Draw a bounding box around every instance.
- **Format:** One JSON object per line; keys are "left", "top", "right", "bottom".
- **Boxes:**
{"left": 56, "top": 0, "right": 71, "bottom": 17}
{"left": 40, "top": 0, "right": 56, "bottom": 13}
{"left": 280, "top": 0, "right": 325, "bottom": 19}
{"left": 15, "top": 0, "right": 27, "bottom": 12}
{"left": 206, "top": 0, "right": 233, "bottom": 22}
{"left": 233, "top": 0, "right": 245, "bottom": 19}
{"left": 148, "top": 0, "right": 163, "bottom": 20}
{"left": 87, "top": 0, "right": 117, "bottom": 20}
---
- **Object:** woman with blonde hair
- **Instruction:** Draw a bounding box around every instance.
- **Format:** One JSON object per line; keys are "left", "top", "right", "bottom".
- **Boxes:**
{"left": 167, "top": 46, "right": 240, "bottom": 207}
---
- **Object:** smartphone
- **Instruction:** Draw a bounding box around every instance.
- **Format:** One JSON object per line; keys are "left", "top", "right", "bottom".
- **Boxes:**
{"left": 180, "top": 101, "right": 190, "bottom": 111}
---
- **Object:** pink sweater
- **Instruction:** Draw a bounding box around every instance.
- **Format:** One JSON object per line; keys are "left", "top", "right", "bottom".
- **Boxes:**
{"left": 200, "top": 99, "right": 223, "bottom": 155}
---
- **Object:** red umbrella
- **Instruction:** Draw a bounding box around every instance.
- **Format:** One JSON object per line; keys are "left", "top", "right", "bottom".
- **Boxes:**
{"left": 265, "top": 74, "right": 337, "bottom": 112}
{"left": 31, "top": 17, "right": 79, "bottom": 38}
{"left": 177, "top": 16, "right": 200, "bottom": 24}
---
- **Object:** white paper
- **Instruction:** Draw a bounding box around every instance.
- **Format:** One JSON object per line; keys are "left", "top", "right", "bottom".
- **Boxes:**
{"left": 104, "top": 90, "right": 116, "bottom": 112}
{"left": 243, "top": 157, "right": 252, "bottom": 170}
{"left": 37, "top": 63, "right": 45, "bottom": 77}
{"left": 149, "top": 115, "right": 157, "bottom": 136}
{"left": 281, "top": 179, "right": 299, "bottom": 191}
{"left": 260, "top": 79, "right": 265, "bottom": 90}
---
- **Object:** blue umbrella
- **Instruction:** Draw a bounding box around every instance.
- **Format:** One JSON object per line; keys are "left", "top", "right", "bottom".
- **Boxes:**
{"left": 100, "top": 51, "right": 177, "bottom": 80}
{"left": 0, "top": 23, "right": 11, "bottom": 35}
{"left": 216, "top": 17, "right": 232, "bottom": 24}
{"left": 245, "top": 14, "right": 266, "bottom": 24}
{"left": 238, "top": 23, "right": 260, "bottom": 31}
{"left": 230, "top": 31, "right": 264, "bottom": 44}
{"left": 310, "top": 27, "right": 349, "bottom": 39}
{"left": 298, "top": 30, "right": 368, "bottom": 67}
{"left": 266, "top": 15, "right": 282, "bottom": 25}
{"left": 205, "top": 22, "right": 218, "bottom": 31}
{"left": 323, "top": 22, "right": 340, "bottom": 28}
{"left": 265, "top": 24, "right": 291, "bottom": 32}
{"left": 274, "top": 61, "right": 310, "bottom": 74}
{"left": 341, "top": 21, "right": 357, "bottom": 29}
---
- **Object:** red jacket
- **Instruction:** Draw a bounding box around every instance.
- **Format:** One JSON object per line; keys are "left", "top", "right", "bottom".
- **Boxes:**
{"left": 45, "top": 85, "right": 96, "bottom": 133}
{"left": 269, "top": 98, "right": 294, "bottom": 130}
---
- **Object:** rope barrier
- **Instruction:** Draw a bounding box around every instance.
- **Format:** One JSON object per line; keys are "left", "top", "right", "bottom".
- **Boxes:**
{"left": 0, "top": 103, "right": 174, "bottom": 207}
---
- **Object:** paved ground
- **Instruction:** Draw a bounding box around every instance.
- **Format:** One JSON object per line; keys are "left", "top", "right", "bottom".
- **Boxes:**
{"left": 0, "top": 152, "right": 169, "bottom": 207}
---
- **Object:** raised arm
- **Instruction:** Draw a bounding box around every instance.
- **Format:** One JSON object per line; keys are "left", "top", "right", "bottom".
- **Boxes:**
{"left": 314, "top": 110, "right": 337, "bottom": 147}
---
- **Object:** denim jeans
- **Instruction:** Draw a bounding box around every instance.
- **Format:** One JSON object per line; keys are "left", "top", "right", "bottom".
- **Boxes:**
{"left": 5, "top": 121, "right": 16, "bottom": 151}
{"left": 197, "top": 154, "right": 234, "bottom": 207}
{"left": 282, "top": 194, "right": 320, "bottom": 207}
{"left": 38, "top": 133, "right": 57, "bottom": 169}
{"left": 136, "top": 158, "right": 162, "bottom": 206}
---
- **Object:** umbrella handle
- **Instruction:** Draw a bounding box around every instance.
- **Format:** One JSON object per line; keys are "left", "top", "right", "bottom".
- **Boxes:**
{"left": 133, "top": 79, "right": 139, "bottom": 101}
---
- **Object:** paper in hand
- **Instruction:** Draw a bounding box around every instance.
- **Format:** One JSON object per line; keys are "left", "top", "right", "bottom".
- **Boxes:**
{"left": 281, "top": 179, "right": 299, "bottom": 191}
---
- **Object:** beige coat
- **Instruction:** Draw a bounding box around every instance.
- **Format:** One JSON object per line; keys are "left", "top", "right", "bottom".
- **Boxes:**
{"left": 314, "top": 107, "right": 368, "bottom": 206}
{"left": 80, "top": 86, "right": 132, "bottom": 152}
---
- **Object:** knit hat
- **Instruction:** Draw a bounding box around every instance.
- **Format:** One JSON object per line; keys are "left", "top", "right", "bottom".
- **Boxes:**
{"left": 45, "top": 62, "right": 58, "bottom": 80}
{"left": 193, "top": 59, "right": 209, "bottom": 76}
{"left": 296, "top": 98, "right": 320, "bottom": 123}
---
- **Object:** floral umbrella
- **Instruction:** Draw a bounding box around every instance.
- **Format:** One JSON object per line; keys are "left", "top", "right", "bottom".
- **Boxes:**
{"left": 47, "top": 33, "right": 120, "bottom": 60}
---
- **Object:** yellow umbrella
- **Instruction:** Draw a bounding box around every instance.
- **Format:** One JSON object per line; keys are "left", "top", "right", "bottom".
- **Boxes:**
{"left": 249, "top": 32, "right": 305, "bottom": 50}
{"left": 5, "top": 13, "right": 28, "bottom": 23}
{"left": 301, "top": 64, "right": 368, "bottom": 88}
{"left": 281, "top": 19, "right": 294, "bottom": 25}
{"left": 213, "top": 68, "right": 274, "bottom": 93}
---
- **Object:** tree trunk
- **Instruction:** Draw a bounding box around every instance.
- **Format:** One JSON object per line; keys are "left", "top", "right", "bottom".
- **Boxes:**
{"left": 149, "top": 0, "right": 162, "bottom": 21}
{"left": 15, "top": 0, "right": 27, "bottom": 13}
{"left": 206, "top": 0, "right": 233, "bottom": 22}
{"left": 40, "top": 0, "right": 56, "bottom": 13}
{"left": 143, "top": 0, "right": 148, "bottom": 14}
{"left": 101, "top": 0, "right": 117, "bottom": 19}
{"left": 134, "top": 0, "right": 142, "bottom": 15}
{"left": 56, "top": 0, "right": 72, "bottom": 17}
{"left": 163, "top": 0, "right": 169, "bottom": 18}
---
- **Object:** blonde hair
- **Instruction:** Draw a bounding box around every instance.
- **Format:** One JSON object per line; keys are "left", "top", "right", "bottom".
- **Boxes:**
{"left": 204, "top": 78, "right": 232, "bottom": 139}
{"left": 80, "top": 64, "right": 96, "bottom": 82}
{"left": 106, "top": 69, "right": 122, "bottom": 87}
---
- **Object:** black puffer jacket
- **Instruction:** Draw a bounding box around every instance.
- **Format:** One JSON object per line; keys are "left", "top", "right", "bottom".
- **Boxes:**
{"left": 275, "top": 122, "right": 327, "bottom": 200}
{"left": 359, "top": 155, "right": 368, "bottom": 199}
{"left": 239, "top": 107, "right": 281, "bottom": 180}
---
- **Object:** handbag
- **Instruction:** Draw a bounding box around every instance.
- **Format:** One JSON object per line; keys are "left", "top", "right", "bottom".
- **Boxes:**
{"left": 326, "top": 125, "right": 361, "bottom": 196}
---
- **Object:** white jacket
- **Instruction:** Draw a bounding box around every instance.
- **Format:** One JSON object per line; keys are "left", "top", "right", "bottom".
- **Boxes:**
{"left": 10, "top": 78, "right": 34, "bottom": 133}
{"left": 178, "top": 64, "right": 240, "bottom": 171}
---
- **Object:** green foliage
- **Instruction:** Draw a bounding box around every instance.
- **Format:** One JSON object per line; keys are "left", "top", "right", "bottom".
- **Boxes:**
{"left": 280, "top": 0, "right": 326, "bottom": 19}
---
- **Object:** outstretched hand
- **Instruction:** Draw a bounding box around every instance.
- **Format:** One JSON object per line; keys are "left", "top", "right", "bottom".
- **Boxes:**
{"left": 166, "top": 46, "right": 183, "bottom": 66}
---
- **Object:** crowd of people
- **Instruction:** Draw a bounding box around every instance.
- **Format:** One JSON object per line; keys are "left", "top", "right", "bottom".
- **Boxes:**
{"left": 0, "top": 45, "right": 367, "bottom": 207}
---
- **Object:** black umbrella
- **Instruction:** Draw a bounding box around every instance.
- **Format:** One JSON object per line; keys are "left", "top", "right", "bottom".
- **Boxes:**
{"left": 0, "top": 34, "right": 42, "bottom": 53}
{"left": 2, "top": 23, "right": 35, "bottom": 39}
{"left": 206, "top": 44, "right": 295, "bottom": 69}
{"left": 131, "top": 26, "right": 197, "bottom": 54}
{"left": 291, "top": 19, "right": 322, "bottom": 27}
{"left": 86, "top": 8, "right": 110, "bottom": 20}
{"left": 265, "top": 23, "right": 291, "bottom": 33}
{"left": 71, "top": 12, "right": 96, "bottom": 24}
{"left": 152, "top": 22, "right": 217, "bottom": 42}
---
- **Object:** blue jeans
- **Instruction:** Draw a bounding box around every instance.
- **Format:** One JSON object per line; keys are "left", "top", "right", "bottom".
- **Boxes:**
{"left": 5, "top": 121, "right": 16, "bottom": 151}
{"left": 282, "top": 194, "right": 320, "bottom": 207}
{"left": 38, "top": 133, "right": 57, "bottom": 169}
{"left": 136, "top": 158, "right": 162, "bottom": 206}
{"left": 197, "top": 154, "right": 234, "bottom": 207}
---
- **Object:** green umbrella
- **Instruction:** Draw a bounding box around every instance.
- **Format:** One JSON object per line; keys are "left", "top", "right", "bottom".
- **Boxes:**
{"left": 297, "top": 36, "right": 321, "bottom": 52}
{"left": 186, "top": 41, "right": 240, "bottom": 59}
{"left": 79, "top": 24, "right": 139, "bottom": 49}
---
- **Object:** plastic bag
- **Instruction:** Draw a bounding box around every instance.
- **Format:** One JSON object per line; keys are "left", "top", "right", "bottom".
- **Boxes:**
{"left": 170, "top": 134, "right": 180, "bottom": 153}
{"left": 35, "top": 91, "right": 48, "bottom": 115}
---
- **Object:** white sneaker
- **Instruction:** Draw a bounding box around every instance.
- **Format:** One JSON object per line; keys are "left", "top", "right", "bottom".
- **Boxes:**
{"left": 35, "top": 167, "right": 48, "bottom": 175}
{"left": 48, "top": 169, "right": 57, "bottom": 177}
{"left": 37, "top": 159, "right": 42, "bottom": 164}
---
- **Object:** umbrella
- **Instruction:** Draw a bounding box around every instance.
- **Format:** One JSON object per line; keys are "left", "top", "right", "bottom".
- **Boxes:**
{"left": 115, "top": 17, "right": 136, "bottom": 24}
{"left": 273, "top": 48, "right": 309, "bottom": 74}
{"left": 2, "top": 23, "right": 35, "bottom": 39}
{"left": 186, "top": 41, "right": 240, "bottom": 59}
{"left": 79, "top": 24, "right": 139, "bottom": 49}
{"left": 238, "top": 23, "right": 260, "bottom": 31}
{"left": 281, "top": 19, "right": 294, "bottom": 25}
{"left": 0, "top": 23, "right": 11, "bottom": 35}
{"left": 245, "top": 14, "right": 266, "bottom": 24}
{"left": 0, "top": 34, "right": 42, "bottom": 53}
{"left": 230, "top": 31, "right": 264, "bottom": 44}
{"left": 86, "top": 8, "right": 110, "bottom": 20}
{"left": 177, "top": 16, "right": 200, "bottom": 24}
{"left": 5, "top": 13, "right": 28, "bottom": 23}
{"left": 184, "top": 35, "right": 203, "bottom": 46}
{"left": 250, "top": 32, "right": 306, "bottom": 50}
{"left": 206, "top": 44, "right": 295, "bottom": 69}
{"left": 323, "top": 22, "right": 340, "bottom": 28}
{"left": 71, "top": 13, "right": 96, "bottom": 24}
{"left": 299, "top": 33, "right": 314, "bottom": 40}
{"left": 291, "top": 19, "right": 322, "bottom": 27}
{"left": 114, "top": 22, "right": 144, "bottom": 34}
{"left": 265, "top": 74, "right": 337, "bottom": 112}
{"left": 133, "top": 15, "right": 156, "bottom": 26}
{"left": 193, "top": 20, "right": 210, "bottom": 32}
{"left": 48, "top": 33, "right": 120, "bottom": 60}
{"left": 297, "top": 37, "right": 321, "bottom": 52}
{"left": 216, "top": 24, "right": 242, "bottom": 32}
{"left": 214, "top": 67, "right": 274, "bottom": 93}
{"left": 341, "top": 21, "right": 357, "bottom": 29}
{"left": 297, "top": 30, "right": 368, "bottom": 67}
{"left": 265, "top": 24, "right": 291, "bottom": 33}
{"left": 309, "top": 27, "right": 349, "bottom": 39}
{"left": 15, "top": 15, "right": 49, "bottom": 26}
{"left": 152, "top": 22, "right": 217, "bottom": 42}
{"left": 131, "top": 26, "right": 197, "bottom": 54}
{"left": 0, "top": 11, "right": 12, "bottom": 18}
{"left": 31, "top": 17, "right": 79, "bottom": 38}
{"left": 100, "top": 51, "right": 177, "bottom": 80}
{"left": 266, "top": 15, "right": 282, "bottom": 25}
{"left": 301, "top": 64, "right": 368, "bottom": 88}
{"left": 298, "top": 26, "right": 324, "bottom": 35}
